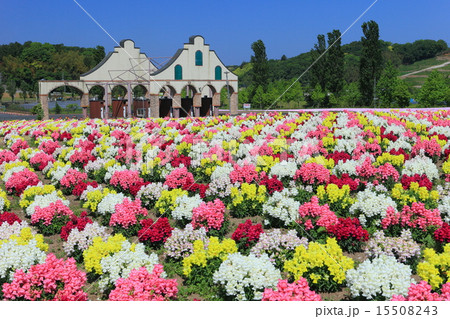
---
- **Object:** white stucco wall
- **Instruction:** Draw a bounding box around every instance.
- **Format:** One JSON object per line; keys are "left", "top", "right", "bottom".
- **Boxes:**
{"left": 80, "top": 40, "right": 157, "bottom": 83}
{"left": 150, "top": 36, "right": 238, "bottom": 95}
{"left": 39, "top": 36, "right": 238, "bottom": 98}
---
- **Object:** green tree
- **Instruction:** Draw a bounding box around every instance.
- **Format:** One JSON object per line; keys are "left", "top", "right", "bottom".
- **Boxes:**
{"left": 359, "top": 20, "right": 383, "bottom": 106}
{"left": 341, "top": 82, "right": 361, "bottom": 107}
{"left": 311, "top": 84, "right": 325, "bottom": 107}
{"left": 418, "top": 70, "right": 448, "bottom": 107}
{"left": 252, "top": 85, "right": 264, "bottom": 107}
{"left": 6, "top": 80, "right": 17, "bottom": 103}
{"left": 310, "top": 34, "right": 327, "bottom": 91}
{"left": 326, "top": 29, "right": 344, "bottom": 95}
{"left": 21, "top": 42, "right": 55, "bottom": 63}
{"left": 238, "top": 87, "right": 250, "bottom": 105}
{"left": 250, "top": 40, "right": 269, "bottom": 92}
{"left": 32, "top": 103, "right": 43, "bottom": 120}
{"left": 284, "top": 80, "right": 304, "bottom": 107}
{"left": 54, "top": 102, "right": 62, "bottom": 114}
{"left": 376, "top": 61, "right": 398, "bottom": 107}
{"left": 393, "top": 80, "right": 411, "bottom": 108}
{"left": 263, "top": 82, "right": 279, "bottom": 108}
{"left": 0, "top": 85, "right": 5, "bottom": 102}
{"left": 445, "top": 76, "right": 450, "bottom": 106}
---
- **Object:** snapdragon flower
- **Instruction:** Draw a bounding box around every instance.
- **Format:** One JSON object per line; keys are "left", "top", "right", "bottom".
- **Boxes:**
{"left": 213, "top": 253, "right": 281, "bottom": 300}
{"left": 346, "top": 255, "right": 415, "bottom": 300}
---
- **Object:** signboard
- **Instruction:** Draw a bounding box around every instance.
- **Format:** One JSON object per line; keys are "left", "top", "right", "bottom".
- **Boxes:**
{"left": 243, "top": 103, "right": 251, "bottom": 109}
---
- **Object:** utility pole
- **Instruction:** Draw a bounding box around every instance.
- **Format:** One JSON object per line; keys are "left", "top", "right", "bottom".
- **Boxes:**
{"left": 225, "top": 71, "right": 230, "bottom": 112}
{"left": 373, "top": 77, "right": 377, "bottom": 107}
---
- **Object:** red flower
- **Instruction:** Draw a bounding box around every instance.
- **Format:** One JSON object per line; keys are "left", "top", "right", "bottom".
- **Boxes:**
{"left": 138, "top": 217, "right": 173, "bottom": 246}
{"left": 260, "top": 174, "right": 284, "bottom": 194}
{"left": 327, "top": 217, "right": 369, "bottom": 242}
{"left": 0, "top": 212, "right": 21, "bottom": 225}
{"left": 435, "top": 223, "right": 450, "bottom": 243}
{"left": 231, "top": 219, "right": 264, "bottom": 248}
{"left": 60, "top": 211, "right": 93, "bottom": 241}
{"left": 401, "top": 174, "right": 433, "bottom": 191}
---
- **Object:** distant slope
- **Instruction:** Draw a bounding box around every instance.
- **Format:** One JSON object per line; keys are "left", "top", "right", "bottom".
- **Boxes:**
{"left": 399, "top": 53, "right": 450, "bottom": 87}
{"left": 229, "top": 40, "right": 448, "bottom": 89}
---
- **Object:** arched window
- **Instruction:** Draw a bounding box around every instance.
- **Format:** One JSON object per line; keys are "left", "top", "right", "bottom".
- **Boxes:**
{"left": 215, "top": 66, "right": 222, "bottom": 80}
{"left": 174, "top": 65, "right": 182, "bottom": 80}
{"left": 195, "top": 50, "right": 203, "bottom": 66}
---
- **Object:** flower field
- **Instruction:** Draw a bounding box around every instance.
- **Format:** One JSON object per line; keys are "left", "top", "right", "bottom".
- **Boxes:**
{"left": 1, "top": 110, "right": 450, "bottom": 301}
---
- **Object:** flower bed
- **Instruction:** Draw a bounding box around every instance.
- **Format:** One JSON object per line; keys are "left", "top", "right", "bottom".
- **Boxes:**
{"left": 0, "top": 110, "right": 450, "bottom": 301}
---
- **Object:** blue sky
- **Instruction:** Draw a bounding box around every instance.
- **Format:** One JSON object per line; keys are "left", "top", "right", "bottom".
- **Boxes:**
{"left": 1, "top": 0, "right": 449, "bottom": 65}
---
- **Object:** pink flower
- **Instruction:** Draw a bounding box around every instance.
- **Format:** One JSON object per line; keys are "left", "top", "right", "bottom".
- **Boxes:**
{"left": 5, "top": 169, "right": 40, "bottom": 196}
{"left": 191, "top": 199, "right": 225, "bottom": 232}
{"left": 262, "top": 278, "right": 322, "bottom": 301}
{"left": 381, "top": 203, "right": 442, "bottom": 231}
{"left": 31, "top": 200, "right": 74, "bottom": 226}
{"left": 109, "top": 265, "right": 178, "bottom": 301}
{"left": 391, "top": 281, "right": 450, "bottom": 301}
{"left": 295, "top": 162, "right": 330, "bottom": 185}
{"left": 29, "top": 152, "right": 55, "bottom": 171}
{"left": 298, "top": 196, "right": 338, "bottom": 229}
{"left": 230, "top": 163, "right": 259, "bottom": 184}
{"left": 2, "top": 254, "right": 87, "bottom": 301}
{"left": 164, "top": 167, "right": 195, "bottom": 190}
{"left": 110, "top": 198, "right": 148, "bottom": 229}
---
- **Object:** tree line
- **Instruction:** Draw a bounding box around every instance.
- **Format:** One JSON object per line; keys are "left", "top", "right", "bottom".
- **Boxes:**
{"left": 234, "top": 20, "right": 449, "bottom": 108}
{"left": 0, "top": 41, "right": 105, "bottom": 103}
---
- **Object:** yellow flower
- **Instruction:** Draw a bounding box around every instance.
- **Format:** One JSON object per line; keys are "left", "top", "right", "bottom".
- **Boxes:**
{"left": 83, "top": 234, "right": 127, "bottom": 275}
{"left": 182, "top": 237, "right": 237, "bottom": 277}
{"left": 284, "top": 238, "right": 354, "bottom": 284}
{"left": 0, "top": 227, "right": 48, "bottom": 252}
{"left": 83, "top": 187, "right": 116, "bottom": 212}
{"left": 154, "top": 189, "right": 188, "bottom": 216}
{"left": 417, "top": 245, "right": 450, "bottom": 290}
{"left": 0, "top": 190, "right": 11, "bottom": 210}
{"left": 375, "top": 153, "right": 404, "bottom": 167}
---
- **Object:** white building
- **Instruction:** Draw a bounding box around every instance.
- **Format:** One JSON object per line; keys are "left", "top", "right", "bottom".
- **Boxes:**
{"left": 38, "top": 35, "right": 238, "bottom": 119}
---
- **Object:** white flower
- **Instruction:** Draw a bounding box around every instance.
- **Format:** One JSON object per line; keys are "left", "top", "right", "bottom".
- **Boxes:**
{"left": 438, "top": 195, "right": 450, "bottom": 223}
{"left": 263, "top": 188, "right": 300, "bottom": 226}
{"left": 346, "top": 255, "right": 415, "bottom": 300}
{"left": 402, "top": 156, "right": 439, "bottom": 181}
{"left": 270, "top": 160, "right": 297, "bottom": 179}
{"left": 350, "top": 189, "right": 397, "bottom": 227}
{"left": 0, "top": 221, "right": 33, "bottom": 240}
{"left": 98, "top": 241, "right": 161, "bottom": 292}
{"left": 97, "top": 193, "right": 130, "bottom": 216}
{"left": 0, "top": 238, "right": 46, "bottom": 281}
{"left": 213, "top": 253, "right": 281, "bottom": 300}
{"left": 136, "top": 182, "right": 168, "bottom": 209}
{"left": 63, "top": 222, "right": 110, "bottom": 256}
{"left": 172, "top": 194, "right": 203, "bottom": 221}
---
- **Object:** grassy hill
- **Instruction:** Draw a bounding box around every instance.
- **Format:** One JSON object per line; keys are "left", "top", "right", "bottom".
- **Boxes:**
{"left": 229, "top": 40, "right": 449, "bottom": 90}
{"left": 399, "top": 52, "right": 450, "bottom": 88}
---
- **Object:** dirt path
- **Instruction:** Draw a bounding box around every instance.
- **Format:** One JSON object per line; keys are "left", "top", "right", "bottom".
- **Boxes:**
{"left": 400, "top": 61, "right": 450, "bottom": 79}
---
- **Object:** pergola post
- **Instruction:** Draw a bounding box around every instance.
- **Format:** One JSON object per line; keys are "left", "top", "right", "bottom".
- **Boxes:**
{"left": 193, "top": 93, "right": 201, "bottom": 117}
{"left": 230, "top": 92, "right": 238, "bottom": 115}
{"left": 81, "top": 93, "right": 89, "bottom": 119}
{"left": 40, "top": 94, "right": 49, "bottom": 120}
{"left": 173, "top": 93, "right": 181, "bottom": 118}
{"left": 149, "top": 94, "right": 159, "bottom": 118}
{"left": 127, "top": 82, "right": 132, "bottom": 117}
{"left": 212, "top": 92, "right": 221, "bottom": 116}
{"left": 104, "top": 84, "right": 109, "bottom": 119}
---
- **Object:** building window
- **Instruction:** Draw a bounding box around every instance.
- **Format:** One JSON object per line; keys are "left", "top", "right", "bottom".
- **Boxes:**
{"left": 175, "top": 65, "right": 182, "bottom": 80}
{"left": 195, "top": 50, "right": 203, "bottom": 66}
{"left": 215, "top": 66, "right": 222, "bottom": 80}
